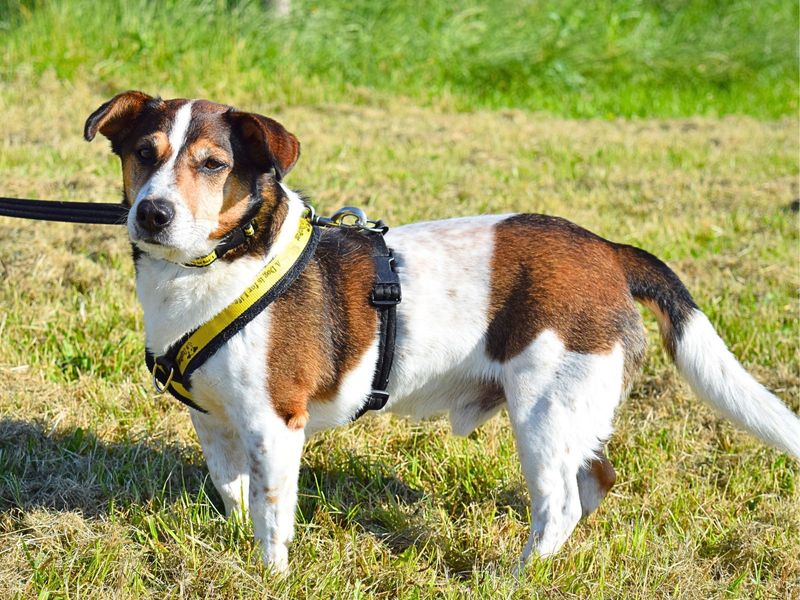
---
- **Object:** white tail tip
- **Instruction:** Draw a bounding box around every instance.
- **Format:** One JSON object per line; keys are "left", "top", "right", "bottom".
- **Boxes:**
{"left": 675, "top": 310, "right": 800, "bottom": 459}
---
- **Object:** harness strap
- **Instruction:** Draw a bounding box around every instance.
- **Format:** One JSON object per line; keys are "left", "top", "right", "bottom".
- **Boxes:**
{"left": 146, "top": 212, "right": 401, "bottom": 420}
{"left": 147, "top": 216, "right": 320, "bottom": 411}
{"left": 353, "top": 228, "right": 401, "bottom": 420}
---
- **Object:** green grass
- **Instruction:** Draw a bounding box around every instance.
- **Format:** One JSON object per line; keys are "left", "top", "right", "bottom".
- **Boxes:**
{"left": 0, "top": 76, "right": 797, "bottom": 597}
{"left": 0, "top": 1, "right": 799, "bottom": 597}
{"left": 1, "top": 0, "right": 798, "bottom": 118}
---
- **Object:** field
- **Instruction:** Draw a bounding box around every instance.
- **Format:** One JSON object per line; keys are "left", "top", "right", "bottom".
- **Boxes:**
{"left": 1, "top": 1, "right": 799, "bottom": 599}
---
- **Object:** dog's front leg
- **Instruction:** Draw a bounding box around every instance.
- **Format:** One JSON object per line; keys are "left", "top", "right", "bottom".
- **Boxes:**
{"left": 235, "top": 413, "right": 305, "bottom": 573}
{"left": 190, "top": 411, "right": 250, "bottom": 517}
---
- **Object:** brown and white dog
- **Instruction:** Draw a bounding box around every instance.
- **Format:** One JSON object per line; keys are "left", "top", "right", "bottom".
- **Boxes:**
{"left": 85, "top": 92, "right": 800, "bottom": 572}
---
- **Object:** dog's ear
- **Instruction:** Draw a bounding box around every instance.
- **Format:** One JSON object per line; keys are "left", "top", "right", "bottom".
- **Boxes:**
{"left": 84, "top": 90, "right": 153, "bottom": 146}
{"left": 227, "top": 111, "right": 300, "bottom": 180}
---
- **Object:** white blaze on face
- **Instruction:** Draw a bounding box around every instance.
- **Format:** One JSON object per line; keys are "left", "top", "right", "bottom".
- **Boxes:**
{"left": 128, "top": 101, "right": 221, "bottom": 261}
{"left": 131, "top": 100, "right": 194, "bottom": 212}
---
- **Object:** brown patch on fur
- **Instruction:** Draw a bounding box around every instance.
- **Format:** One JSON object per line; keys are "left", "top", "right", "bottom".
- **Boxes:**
{"left": 174, "top": 138, "right": 239, "bottom": 225}
{"left": 262, "top": 195, "right": 288, "bottom": 251}
{"left": 579, "top": 452, "right": 617, "bottom": 518}
{"left": 209, "top": 187, "right": 249, "bottom": 239}
{"left": 266, "top": 228, "right": 378, "bottom": 425}
{"left": 589, "top": 454, "right": 616, "bottom": 495}
{"left": 87, "top": 94, "right": 187, "bottom": 162}
{"left": 120, "top": 131, "right": 170, "bottom": 206}
{"left": 120, "top": 157, "right": 139, "bottom": 207}
{"left": 487, "top": 214, "right": 643, "bottom": 363}
{"left": 616, "top": 244, "right": 698, "bottom": 359}
{"left": 228, "top": 111, "right": 300, "bottom": 178}
{"left": 212, "top": 177, "right": 285, "bottom": 261}
{"left": 286, "top": 412, "right": 309, "bottom": 431}
{"left": 640, "top": 299, "right": 670, "bottom": 334}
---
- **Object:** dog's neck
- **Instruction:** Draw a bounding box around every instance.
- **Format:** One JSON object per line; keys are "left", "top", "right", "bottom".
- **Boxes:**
{"left": 135, "top": 186, "right": 307, "bottom": 355}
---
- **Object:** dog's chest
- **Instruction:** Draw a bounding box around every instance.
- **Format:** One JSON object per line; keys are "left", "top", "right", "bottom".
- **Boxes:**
{"left": 136, "top": 255, "right": 267, "bottom": 354}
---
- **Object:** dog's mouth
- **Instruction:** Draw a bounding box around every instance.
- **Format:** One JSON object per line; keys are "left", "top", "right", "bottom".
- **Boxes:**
{"left": 131, "top": 227, "right": 168, "bottom": 247}
{"left": 131, "top": 235, "right": 190, "bottom": 265}
{"left": 129, "top": 225, "right": 185, "bottom": 261}
{"left": 128, "top": 220, "right": 220, "bottom": 266}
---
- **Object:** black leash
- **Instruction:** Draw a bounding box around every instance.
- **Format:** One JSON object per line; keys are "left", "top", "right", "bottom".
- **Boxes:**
{"left": 0, "top": 197, "right": 128, "bottom": 225}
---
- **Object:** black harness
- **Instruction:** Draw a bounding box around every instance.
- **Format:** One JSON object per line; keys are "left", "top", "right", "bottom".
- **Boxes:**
{"left": 354, "top": 226, "right": 401, "bottom": 419}
{"left": 148, "top": 212, "right": 401, "bottom": 420}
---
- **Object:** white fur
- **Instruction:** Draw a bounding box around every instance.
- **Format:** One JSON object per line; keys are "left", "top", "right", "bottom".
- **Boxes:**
{"left": 383, "top": 215, "right": 506, "bottom": 417}
{"left": 137, "top": 253, "right": 268, "bottom": 354}
{"left": 190, "top": 309, "right": 303, "bottom": 571}
{"left": 675, "top": 309, "right": 800, "bottom": 458}
{"left": 191, "top": 408, "right": 250, "bottom": 517}
{"left": 305, "top": 336, "right": 380, "bottom": 435}
{"left": 133, "top": 100, "right": 194, "bottom": 208}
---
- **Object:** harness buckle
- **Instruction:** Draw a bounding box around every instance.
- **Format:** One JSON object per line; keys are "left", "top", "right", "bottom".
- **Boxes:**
{"left": 369, "top": 389, "right": 390, "bottom": 405}
{"left": 151, "top": 358, "right": 175, "bottom": 394}
{"left": 370, "top": 251, "right": 401, "bottom": 306}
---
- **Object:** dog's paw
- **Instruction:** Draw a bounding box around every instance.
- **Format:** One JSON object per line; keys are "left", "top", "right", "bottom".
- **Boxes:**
{"left": 263, "top": 543, "right": 290, "bottom": 575}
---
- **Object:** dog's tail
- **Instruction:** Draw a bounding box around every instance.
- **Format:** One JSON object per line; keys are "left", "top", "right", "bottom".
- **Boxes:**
{"left": 616, "top": 244, "right": 800, "bottom": 459}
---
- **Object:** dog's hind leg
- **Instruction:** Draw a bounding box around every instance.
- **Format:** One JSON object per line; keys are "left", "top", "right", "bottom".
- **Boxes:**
{"left": 577, "top": 452, "right": 616, "bottom": 518}
{"left": 191, "top": 411, "right": 250, "bottom": 517}
{"left": 502, "top": 332, "right": 625, "bottom": 568}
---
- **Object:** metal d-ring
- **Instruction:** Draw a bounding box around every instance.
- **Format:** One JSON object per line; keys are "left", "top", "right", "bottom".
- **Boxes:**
{"left": 331, "top": 206, "right": 368, "bottom": 228}
{"left": 306, "top": 205, "right": 387, "bottom": 234}
{"left": 151, "top": 363, "right": 175, "bottom": 394}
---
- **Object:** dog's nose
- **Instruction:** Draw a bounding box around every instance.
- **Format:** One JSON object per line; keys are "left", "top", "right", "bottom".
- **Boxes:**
{"left": 136, "top": 199, "right": 175, "bottom": 234}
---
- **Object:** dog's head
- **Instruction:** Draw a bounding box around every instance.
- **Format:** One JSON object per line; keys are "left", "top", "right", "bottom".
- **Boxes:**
{"left": 85, "top": 91, "right": 299, "bottom": 263}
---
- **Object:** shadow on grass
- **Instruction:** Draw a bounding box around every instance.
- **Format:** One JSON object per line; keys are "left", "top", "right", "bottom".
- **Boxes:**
{"left": 0, "top": 418, "right": 211, "bottom": 516}
{"left": 298, "top": 449, "right": 526, "bottom": 577}
{"left": 0, "top": 418, "right": 517, "bottom": 574}
{"left": 299, "top": 452, "right": 426, "bottom": 549}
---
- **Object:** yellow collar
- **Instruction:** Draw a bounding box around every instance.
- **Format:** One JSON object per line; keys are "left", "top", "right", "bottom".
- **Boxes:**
{"left": 185, "top": 221, "right": 257, "bottom": 267}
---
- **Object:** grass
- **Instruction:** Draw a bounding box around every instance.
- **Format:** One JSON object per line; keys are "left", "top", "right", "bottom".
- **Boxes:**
{"left": 0, "top": 75, "right": 798, "bottom": 598}
{"left": 0, "top": 0, "right": 798, "bottom": 118}
{"left": 0, "top": 1, "right": 799, "bottom": 597}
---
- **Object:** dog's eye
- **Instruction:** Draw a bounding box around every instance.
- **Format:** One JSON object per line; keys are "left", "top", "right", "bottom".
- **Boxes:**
{"left": 202, "top": 157, "right": 227, "bottom": 172}
{"left": 137, "top": 147, "right": 155, "bottom": 163}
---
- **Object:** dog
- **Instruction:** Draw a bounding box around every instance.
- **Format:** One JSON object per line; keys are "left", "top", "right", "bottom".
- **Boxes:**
{"left": 84, "top": 92, "right": 800, "bottom": 572}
